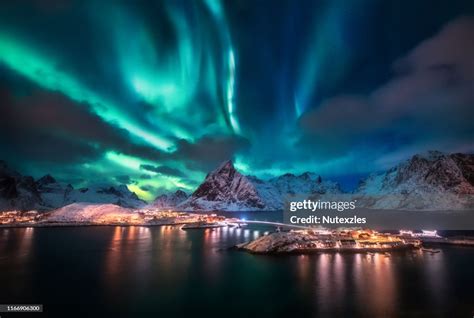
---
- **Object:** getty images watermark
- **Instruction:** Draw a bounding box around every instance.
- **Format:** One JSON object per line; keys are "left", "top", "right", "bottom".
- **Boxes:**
{"left": 284, "top": 195, "right": 474, "bottom": 230}
{"left": 288, "top": 199, "right": 365, "bottom": 225}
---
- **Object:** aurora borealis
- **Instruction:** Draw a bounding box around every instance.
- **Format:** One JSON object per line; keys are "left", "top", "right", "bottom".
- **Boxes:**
{"left": 1, "top": 0, "right": 473, "bottom": 200}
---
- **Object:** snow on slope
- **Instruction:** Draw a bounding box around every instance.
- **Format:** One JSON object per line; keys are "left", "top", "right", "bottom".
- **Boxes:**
{"left": 36, "top": 175, "right": 73, "bottom": 208}
{"left": 180, "top": 161, "right": 266, "bottom": 211}
{"left": 0, "top": 161, "right": 146, "bottom": 211}
{"left": 355, "top": 151, "right": 474, "bottom": 210}
{"left": 150, "top": 190, "right": 188, "bottom": 209}
{"left": 66, "top": 184, "right": 145, "bottom": 209}
{"left": 0, "top": 161, "right": 43, "bottom": 211}
{"left": 4, "top": 151, "right": 472, "bottom": 213}
{"left": 45, "top": 203, "right": 140, "bottom": 223}
{"left": 37, "top": 175, "right": 145, "bottom": 209}
{"left": 176, "top": 152, "right": 473, "bottom": 211}
{"left": 179, "top": 161, "right": 342, "bottom": 211}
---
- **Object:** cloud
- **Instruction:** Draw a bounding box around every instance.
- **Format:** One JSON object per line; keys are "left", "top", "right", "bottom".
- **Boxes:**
{"left": 299, "top": 16, "right": 474, "bottom": 160}
{"left": 0, "top": 88, "right": 102, "bottom": 164}
{"left": 139, "top": 185, "right": 155, "bottom": 192}
{"left": 0, "top": 87, "right": 166, "bottom": 163}
{"left": 139, "top": 164, "right": 185, "bottom": 178}
{"left": 172, "top": 135, "right": 250, "bottom": 170}
{"left": 372, "top": 17, "right": 474, "bottom": 117}
{"left": 115, "top": 175, "right": 132, "bottom": 184}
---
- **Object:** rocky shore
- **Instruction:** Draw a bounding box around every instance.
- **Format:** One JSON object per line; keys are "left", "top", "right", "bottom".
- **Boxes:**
{"left": 237, "top": 230, "right": 422, "bottom": 254}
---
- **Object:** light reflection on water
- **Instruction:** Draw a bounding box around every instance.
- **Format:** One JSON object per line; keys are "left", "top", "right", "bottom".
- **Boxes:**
{"left": 423, "top": 249, "right": 447, "bottom": 306}
{"left": 0, "top": 227, "right": 34, "bottom": 261}
{"left": 104, "top": 226, "right": 152, "bottom": 295}
{"left": 0, "top": 226, "right": 472, "bottom": 317}
{"left": 294, "top": 251, "right": 397, "bottom": 316}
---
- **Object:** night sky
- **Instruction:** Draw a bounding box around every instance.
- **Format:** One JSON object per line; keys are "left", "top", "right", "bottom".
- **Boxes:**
{"left": 0, "top": 0, "right": 473, "bottom": 200}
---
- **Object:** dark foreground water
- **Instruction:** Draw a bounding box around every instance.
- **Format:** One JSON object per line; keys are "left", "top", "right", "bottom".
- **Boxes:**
{"left": 0, "top": 225, "right": 473, "bottom": 318}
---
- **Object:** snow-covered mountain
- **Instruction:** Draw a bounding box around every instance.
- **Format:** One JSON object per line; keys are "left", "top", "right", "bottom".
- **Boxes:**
{"left": 178, "top": 160, "right": 342, "bottom": 211}
{"left": 0, "top": 161, "right": 43, "bottom": 211}
{"left": 67, "top": 184, "right": 145, "bottom": 209}
{"left": 150, "top": 190, "right": 188, "bottom": 209}
{"left": 167, "top": 152, "right": 473, "bottom": 211}
{"left": 36, "top": 174, "right": 74, "bottom": 208}
{"left": 180, "top": 161, "right": 266, "bottom": 211}
{"left": 0, "top": 161, "right": 145, "bottom": 211}
{"left": 37, "top": 174, "right": 145, "bottom": 209}
{"left": 44, "top": 203, "right": 139, "bottom": 223}
{"left": 355, "top": 151, "right": 474, "bottom": 210}
{"left": 3, "top": 151, "right": 472, "bottom": 213}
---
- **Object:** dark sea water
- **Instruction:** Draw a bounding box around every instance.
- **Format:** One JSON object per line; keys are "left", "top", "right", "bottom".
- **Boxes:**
{"left": 0, "top": 223, "right": 473, "bottom": 318}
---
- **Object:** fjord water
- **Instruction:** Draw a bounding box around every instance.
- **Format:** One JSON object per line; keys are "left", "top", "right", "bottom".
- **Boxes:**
{"left": 0, "top": 224, "right": 473, "bottom": 317}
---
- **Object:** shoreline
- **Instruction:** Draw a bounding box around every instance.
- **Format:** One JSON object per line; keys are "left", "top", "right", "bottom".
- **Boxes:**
{"left": 2, "top": 222, "right": 474, "bottom": 250}
{"left": 0, "top": 221, "right": 190, "bottom": 228}
{"left": 236, "top": 244, "right": 421, "bottom": 255}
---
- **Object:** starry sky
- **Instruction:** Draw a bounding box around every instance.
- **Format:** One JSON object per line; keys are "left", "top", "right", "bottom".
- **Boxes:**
{"left": 0, "top": 0, "right": 473, "bottom": 200}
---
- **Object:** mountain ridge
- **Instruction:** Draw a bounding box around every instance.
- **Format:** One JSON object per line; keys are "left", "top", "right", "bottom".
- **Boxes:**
{"left": 151, "top": 190, "right": 189, "bottom": 209}
{"left": 353, "top": 151, "right": 474, "bottom": 210}
{"left": 177, "top": 160, "right": 342, "bottom": 211}
{"left": 0, "top": 162, "right": 145, "bottom": 211}
{"left": 169, "top": 151, "right": 474, "bottom": 211}
{"left": 1, "top": 150, "right": 473, "bottom": 212}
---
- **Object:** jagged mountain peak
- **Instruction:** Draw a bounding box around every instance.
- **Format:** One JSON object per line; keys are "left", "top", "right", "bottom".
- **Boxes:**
{"left": 0, "top": 161, "right": 20, "bottom": 177}
{"left": 209, "top": 160, "right": 238, "bottom": 178}
{"left": 361, "top": 152, "right": 474, "bottom": 192}
{"left": 177, "top": 160, "right": 342, "bottom": 211}
{"left": 412, "top": 150, "right": 446, "bottom": 161}
{"left": 37, "top": 174, "right": 57, "bottom": 185}
{"left": 217, "top": 159, "right": 235, "bottom": 170}
{"left": 150, "top": 189, "right": 189, "bottom": 209}
{"left": 270, "top": 172, "right": 320, "bottom": 182}
{"left": 68, "top": 184, "right": 144, "bottom": 208}
{"left": 0, "top": 160, "right": 145, "bottom": 211}
{"left": 0, "top": 162, "right": 42, "bottom": 211}
{"left": 300, "top": 172, "right": 318, "bottom": 181}
{"left": 184, "top": 160, "right": 265, "bottom": 210}
{"left": 356, "top": 152, "right": 474, "bottom": 209}
{"left": 174, "top": 189, "right": 188, "bottom": 197}
{"left": 390, "top": 152, "right": 473, "bottom": 190}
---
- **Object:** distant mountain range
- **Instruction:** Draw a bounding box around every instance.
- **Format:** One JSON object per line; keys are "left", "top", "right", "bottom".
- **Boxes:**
{"left": 354, "top": 151, "right": 474, "bottom": 210}
{"left": 167, "top": 160, "right": 341, "bottom": 211}
{"left": 1, "top": 151, "right": 473, "bottom": 212}
{"left": 154, "top": 151, "right": 474, "bottom": 211}
{"left": 0, "top": 161, "right": 145, "bottom": 211}
{"left": 151, "top": 190, "right": 189, "bottom": 209}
